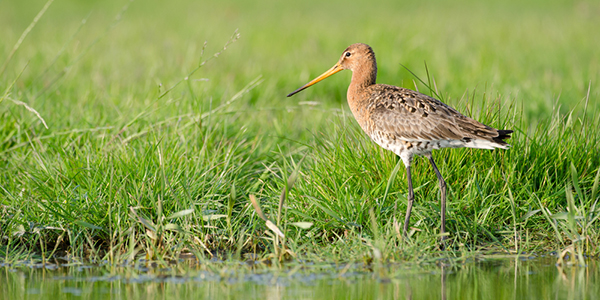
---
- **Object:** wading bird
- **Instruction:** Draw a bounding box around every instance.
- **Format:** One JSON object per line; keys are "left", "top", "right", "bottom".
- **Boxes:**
{"left": 287, "top": 43, "right": 512, "bottom": 241}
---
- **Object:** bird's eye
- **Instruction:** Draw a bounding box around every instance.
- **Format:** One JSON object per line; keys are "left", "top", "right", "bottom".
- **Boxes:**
{"left": 345, "top": 52, "right": 351, "bottom": 57}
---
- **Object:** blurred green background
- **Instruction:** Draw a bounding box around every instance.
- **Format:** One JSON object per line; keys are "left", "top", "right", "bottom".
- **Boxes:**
{"left": 2, "top": 0, "right": 598, "bottom": 120}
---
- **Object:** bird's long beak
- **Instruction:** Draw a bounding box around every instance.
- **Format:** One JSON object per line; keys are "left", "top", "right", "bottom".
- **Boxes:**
{"left": 287, "top": 63, "right": 343, "bottom": 97}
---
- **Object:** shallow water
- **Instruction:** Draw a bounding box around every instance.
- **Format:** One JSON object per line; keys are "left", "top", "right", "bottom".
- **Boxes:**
{"left": 1, "top": 256, "right": 598, "bottom": 300}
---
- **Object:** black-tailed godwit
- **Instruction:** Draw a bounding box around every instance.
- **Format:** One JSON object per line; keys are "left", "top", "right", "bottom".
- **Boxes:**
{"left": 287, "top": 43, "right": 512, "bottom": 241}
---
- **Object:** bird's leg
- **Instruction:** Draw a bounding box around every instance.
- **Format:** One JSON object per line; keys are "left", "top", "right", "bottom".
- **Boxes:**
{"left": 426, "top": 154, "right": 447, "bottom": 241}
{"left": 402, "top": 165, "right": 414, "bottom": 238}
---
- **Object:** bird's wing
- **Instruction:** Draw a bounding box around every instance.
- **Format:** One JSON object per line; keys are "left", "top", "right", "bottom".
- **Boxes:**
{"left": 367, "top": 85, "right": 497, "bottom": 142}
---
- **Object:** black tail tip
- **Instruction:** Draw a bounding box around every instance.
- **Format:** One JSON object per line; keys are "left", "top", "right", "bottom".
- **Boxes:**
{"left": 498, "top": 130, "right": 513, "bottom": 138}
{"left": 494, "top": 129, "right": 513, "bottom": 144}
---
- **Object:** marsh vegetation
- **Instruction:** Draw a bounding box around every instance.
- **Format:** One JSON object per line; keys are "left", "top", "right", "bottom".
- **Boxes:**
{"left": 1, "top": 0, "right": 599, "bottom": 270}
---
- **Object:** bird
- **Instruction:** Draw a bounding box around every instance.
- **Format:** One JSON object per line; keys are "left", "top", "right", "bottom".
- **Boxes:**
{"left": 287, "top": 43, "right": 512, "bottom": 241}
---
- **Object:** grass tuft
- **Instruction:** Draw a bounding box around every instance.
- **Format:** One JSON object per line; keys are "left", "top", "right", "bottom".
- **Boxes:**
{"left": 1, "top": 0, "right": 600, "bottom": 265}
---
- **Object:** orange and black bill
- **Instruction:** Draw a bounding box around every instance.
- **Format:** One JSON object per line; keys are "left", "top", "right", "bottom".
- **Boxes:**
{"left": 287, "top": 63, "right": 343, "bottom": 97}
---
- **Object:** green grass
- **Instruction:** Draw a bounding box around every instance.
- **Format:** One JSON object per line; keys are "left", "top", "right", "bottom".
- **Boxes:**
{"left": 1, "top": 0, "right": 600, "bottom": 264}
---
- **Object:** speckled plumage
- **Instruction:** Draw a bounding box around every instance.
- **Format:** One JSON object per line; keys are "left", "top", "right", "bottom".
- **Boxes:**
{"left": 288, "top": 43, "right": 512, "bottom": 243}
{"left": 362, "top": 83, "right": 512, "bottom": 165}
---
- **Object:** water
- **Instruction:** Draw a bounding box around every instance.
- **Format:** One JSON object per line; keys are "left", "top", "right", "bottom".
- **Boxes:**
{"left": 1, "top": 256, "right": 598, "bottom": 300}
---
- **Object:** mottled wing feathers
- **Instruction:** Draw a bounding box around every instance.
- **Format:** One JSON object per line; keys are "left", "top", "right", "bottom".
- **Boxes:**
{"left": 366, "top": 84, "right": 511, "bottom": 147}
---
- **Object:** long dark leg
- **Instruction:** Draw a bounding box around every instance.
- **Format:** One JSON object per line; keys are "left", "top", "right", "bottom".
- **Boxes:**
{"left": 426, "top": 154, "right": 447, "bottom": 241}
{"left": 402, "top": 165, "right": 415, "bottom": 238}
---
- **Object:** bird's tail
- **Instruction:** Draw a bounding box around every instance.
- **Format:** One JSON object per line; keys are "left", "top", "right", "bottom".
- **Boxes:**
{"left": 463, "top": 129, "right": 513, "bottom": 150}
{"left": 492, "top": 129, "right": 513, "bottom": 147}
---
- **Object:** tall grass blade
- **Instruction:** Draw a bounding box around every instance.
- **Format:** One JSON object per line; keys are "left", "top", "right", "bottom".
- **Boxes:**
{"left": 570, "top": 163, "right": 585, "bottom": 208}
{"left": 249, "top": 194, "right": 267, "bottom": 221}
{"left": 383, "top": 159, "right": 402, "bottom": 205}
{"left": 166, "top": 209, "right": 194, "bottom": 220}
{"left": 0, "top": 0, "right": 54, "bottom": 76}
{"left": 75, "top": 220, "right": 103, "bottom": 231}
{"left": 278, "top": 155, "right": 306, "bottom": 226}
{"left": 591, "top": 167, "right": 600, "bottom": 205}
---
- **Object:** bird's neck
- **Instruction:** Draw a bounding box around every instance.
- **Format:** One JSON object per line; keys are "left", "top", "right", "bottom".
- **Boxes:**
{"left": 349, "top": 61, "right": 377, "bottom": 92}
{"left": 347, "top": 61, "right": 377, "bottom": 125}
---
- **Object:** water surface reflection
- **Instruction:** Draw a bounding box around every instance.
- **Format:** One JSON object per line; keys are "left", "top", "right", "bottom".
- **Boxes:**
{"left": 1, "top": 256, "right": 598, "bottom": 299}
